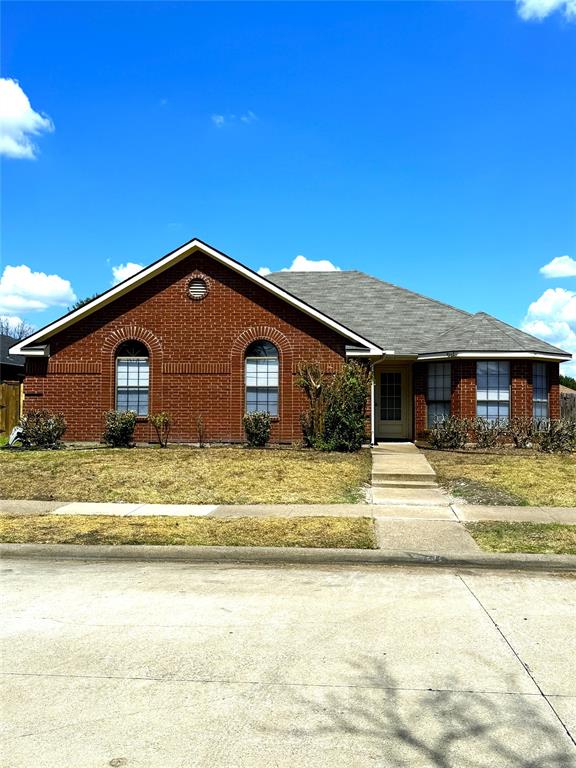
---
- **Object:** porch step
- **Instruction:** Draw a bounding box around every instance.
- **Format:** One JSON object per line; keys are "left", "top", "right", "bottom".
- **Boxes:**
{"left": 372, "top": 478, "right": 438, "bottom": 489}
{"left": 371, "top": 471, "right": 437, "bottom": 484}
{"left": 372, "top": 487, "right": 451, "bottom": 507}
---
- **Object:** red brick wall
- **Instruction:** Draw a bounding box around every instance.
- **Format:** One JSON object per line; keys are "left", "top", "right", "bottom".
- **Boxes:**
{"left": 23, "top": 252, "right": 347, "bottom": 443}
{"left": 413, "top": 362, "right": 427, "bottom": 438}
{"left": 451, "top": 360, "right": 476, "bottom": 420}
{"left": 549, "top": 362, "right": 560, "bottom": 419}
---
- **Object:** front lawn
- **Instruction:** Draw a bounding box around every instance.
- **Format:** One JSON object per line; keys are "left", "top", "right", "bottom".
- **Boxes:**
{"left": 466, "top": 521, "right": 576, "bottom": 555}
{"left": 0, "top": 447, "right": 371, "bottom": 505}
{"left": 0, "top": 514, "right": 376, "bottom": 549}
{"left": 425, "top": 450, "right": 576, "bottom": 507}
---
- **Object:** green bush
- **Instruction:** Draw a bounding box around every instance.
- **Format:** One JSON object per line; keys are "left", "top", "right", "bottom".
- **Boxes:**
{"left": 243, "top": 411, "right": 272, "bottom": 447}
{"left": 506, "top": 416, "right": 538, "bottom": 449}
{"left": 19, "top": 409, "right": 67, "bottom": 448}
{"left": 428, "top": 416, "right": 470, "bottom": 449}
{"left": 537, "top": 419, "right": 576, "bottom": 454}
{"left": 473, "top": 417, "right": 505, "bottom": 449}
{"left": 103, "top": 410, "right": 137, "bottom": 447}
{"left": 323, "top": 362, "right": 371, "bottom": 452}
{"left": 149, "top": 411, "right": 172, "bottom": 448}
{"left": 297, "top": 360, "right": 371, "bottom": 452}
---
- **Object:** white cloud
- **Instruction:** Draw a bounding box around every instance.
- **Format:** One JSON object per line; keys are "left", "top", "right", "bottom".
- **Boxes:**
{"left": 211, "top": 111, "right": 258, "bottom": 128}
{"left": 257, "top": 255, "right": 341, "bottom": 277}
{"left": 540, "top": 255, "right": 576, "bottom": 279}
{"left": 516, "top": 0, "right": 576, "bottom": 20}
{"left": 239, "top": 110, "right": 258, "bottom": 124}
{"left": 0, "top": 265, "right": 76, "bottom": 314}
{"left": 111, "top": 262, "right": 144, "bottom": 285}
{"left": 523, "top": 287, "right": 576, "bottom": 376}
{"left": 0, "top": 78, "right": 54, "bottom": 159}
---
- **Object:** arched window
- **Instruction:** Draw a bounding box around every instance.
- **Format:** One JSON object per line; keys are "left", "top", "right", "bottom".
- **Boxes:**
{"left": 116, "top": 340, "right": 149, "bottom": 416}
{"left": 245, "top": 340, "right": 279, "bottom": 416}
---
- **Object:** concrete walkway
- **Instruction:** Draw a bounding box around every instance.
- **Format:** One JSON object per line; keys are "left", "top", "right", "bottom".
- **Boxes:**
{"left": 371, "top": 442, "right": 453, "bottom": 508}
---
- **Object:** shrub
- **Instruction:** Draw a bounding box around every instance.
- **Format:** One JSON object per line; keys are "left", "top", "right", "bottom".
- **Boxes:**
{"left": 473, "top": 417, "right": 505, "bottom": 449}
{"left": 296, "top": 362, "right": 327, "bottom": 449}
{"left": 149, "top": 412, "right": 172, "bottom": 448}
{"left": 537, "top": 419, "right": 576, "bottom": 454}
{"left": 323, "top": 361, "right": 371, "bottom": 452}
{"left": 19, "top": 409, "right": 66, "bottom": 448}
{"left": 243, "top": 411, "right": 272, "bottom": 447}
{"left": 506, "top": 416, "right": 538, "bottom": 449}
{"left": 103, "top": 410, "right": 137, "bottom": 447}
{"left": 428, "top": 416, "right": 470, "bottom": 449}
{"left": 296, "top": 360, "right": 371, "bottom": 452}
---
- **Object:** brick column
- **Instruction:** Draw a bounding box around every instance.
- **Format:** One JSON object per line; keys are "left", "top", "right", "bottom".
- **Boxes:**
{"left": 451, "top": 360, "right": 476, "bottom": 419}
{"left": 511, "top": 360, "right": 531, "bottom": 418}
{"left": 413, "top": 362, "right": 427, "bottom": 439}
{"left": 549, "top": 362, "right": 560, "bottom": 419}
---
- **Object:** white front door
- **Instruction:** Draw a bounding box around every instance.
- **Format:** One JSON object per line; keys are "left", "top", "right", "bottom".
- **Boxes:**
{"left": 375, "top": 366, "right": 412, "bottom": 440}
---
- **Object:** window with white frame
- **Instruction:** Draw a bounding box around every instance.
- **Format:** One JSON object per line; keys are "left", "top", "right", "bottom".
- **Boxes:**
{"left": 533, "top": 362, "right": 548, "bottom": 419}
{"left": 476, "top": 361, "right": 509, "bottom": 422}
{"left": 116, "top": 340, "right": 149, "bottom": 416}
{"left": 245, "top": 340, "right": 279, "bottom": 416}
{"left": 427, "top": 362, "right": 451, "bottom": 427}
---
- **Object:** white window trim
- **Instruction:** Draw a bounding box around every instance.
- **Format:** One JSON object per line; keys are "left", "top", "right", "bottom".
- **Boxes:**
{"left": 245, "top": 348, "right": 279, "bottom": 417}
{"left": 476, "top": 361, "right": 511, "bottom": 421}
{"left": 116, "top": 355, "right": 150, "bottom": 416}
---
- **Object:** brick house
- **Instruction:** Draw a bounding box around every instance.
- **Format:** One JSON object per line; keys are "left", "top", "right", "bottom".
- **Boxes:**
{"left": 9, "top": 238, "right": 571, "bottom": 444}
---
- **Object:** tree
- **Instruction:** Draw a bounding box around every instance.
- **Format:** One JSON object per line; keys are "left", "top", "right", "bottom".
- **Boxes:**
{"left": 560, "top": 374, "right": 576, "bottom": 391}
{"left": 0, "top": 317, "right": 35, "bottom": 340}
{"left": 69, "top": 293, "right": 101, "bottom": 311}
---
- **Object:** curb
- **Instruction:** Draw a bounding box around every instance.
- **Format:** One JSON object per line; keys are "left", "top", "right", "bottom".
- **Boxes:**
{"left": 1, "top": 543, "right": 575, "bottom": 573}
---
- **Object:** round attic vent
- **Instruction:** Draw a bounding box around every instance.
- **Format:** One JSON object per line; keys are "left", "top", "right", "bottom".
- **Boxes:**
{"left": 187, "top": 277, "right": 208, "bottom": 301}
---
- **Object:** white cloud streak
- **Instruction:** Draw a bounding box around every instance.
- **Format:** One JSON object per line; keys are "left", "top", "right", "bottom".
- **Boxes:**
{"left": 211, "top": 111, "right": 258, "bottom": 128}
{"left": 0, "top": 78, "right": 54, "bottom": 159}
{"left": 0, "top": 265, "right": 76, "bottom": 314}
{"left": 257, "top": 255, "right": 341, "bottom": 277}
{"left": 516, "top": 0, "right": 576, "bottom": 20}
{"left": 539, "top": 255, "right": 576, "bottom": 279}
{"left": 111, "top": 262, "right": 144, "bottom": 285}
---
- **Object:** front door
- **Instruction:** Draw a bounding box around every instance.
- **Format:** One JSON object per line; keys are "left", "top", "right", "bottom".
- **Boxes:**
{"left": 376, "top": 366, "right": 412, "bottom": 440}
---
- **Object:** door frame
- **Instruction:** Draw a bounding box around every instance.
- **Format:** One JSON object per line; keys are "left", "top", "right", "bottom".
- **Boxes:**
{"left": 373, "top": 362, "right": 413, "bottom": 441}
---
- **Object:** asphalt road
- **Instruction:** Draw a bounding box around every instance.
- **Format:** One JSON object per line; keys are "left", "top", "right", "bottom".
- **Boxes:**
{"left": 1, "top": 559, "right": 575, "bottom": 767}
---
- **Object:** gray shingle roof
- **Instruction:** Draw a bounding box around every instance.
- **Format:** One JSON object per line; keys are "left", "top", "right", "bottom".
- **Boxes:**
{"left": 0, "top": 334, "right": 25, "bottom": 368}
{"left": 266, "top": 271, "right": 568, "bottom": 357}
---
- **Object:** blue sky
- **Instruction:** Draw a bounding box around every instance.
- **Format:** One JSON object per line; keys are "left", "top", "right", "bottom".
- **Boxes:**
{"left": 1, "top": 1, "right": 575, "bottom": 369}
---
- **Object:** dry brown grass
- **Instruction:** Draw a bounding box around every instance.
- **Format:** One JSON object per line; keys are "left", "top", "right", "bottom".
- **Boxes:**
{"left": 0, "top": 514, "right": 377, "bottom": 549}
{"left": 466, "top": 521, "right": 576, "bottom": 555}
{"left": 425, "top": 450, "right": 576, "bottom": 507}
{"left": 0, "top": 447, "right": 371, "bottom": 504}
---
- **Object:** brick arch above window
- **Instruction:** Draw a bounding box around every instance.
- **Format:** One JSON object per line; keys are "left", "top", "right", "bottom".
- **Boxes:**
{"left": 102, "top": 326, "right": 163, "bottom": 357}
{"left": 230, "top": 326, "right": 292, "bottom": 359}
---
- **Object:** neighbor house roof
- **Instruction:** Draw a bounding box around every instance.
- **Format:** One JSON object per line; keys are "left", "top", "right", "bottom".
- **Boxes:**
{"left": 9, "top": 239, "right": 383, "bottom": 357}
{"left": 0, "top": 334, "right": 25, "bottom": 369}
{"left": 267, "top": 271, "right": 569, "bottom": 359}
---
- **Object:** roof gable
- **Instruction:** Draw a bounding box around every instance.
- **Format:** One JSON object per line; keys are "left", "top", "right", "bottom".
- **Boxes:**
{"left": 9, "top": 240, "right": 383, "bottom": 357}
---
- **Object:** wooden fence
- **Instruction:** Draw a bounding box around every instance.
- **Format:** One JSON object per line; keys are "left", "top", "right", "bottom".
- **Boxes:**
{"left": 0, "top": 382, "right": 23, "bottom": 439}
{"left": 561, "top": 392, "right": 576, "bottom": 420}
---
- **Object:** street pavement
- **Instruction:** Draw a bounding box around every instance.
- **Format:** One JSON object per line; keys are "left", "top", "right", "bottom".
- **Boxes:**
{"left": 1, "top": 559, "right": 575, "bottom": 767}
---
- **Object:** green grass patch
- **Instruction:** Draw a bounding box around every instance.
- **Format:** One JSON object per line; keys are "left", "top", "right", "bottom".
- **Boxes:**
{"left": 0, "top": 514, "right": 377, "bottom": 549}
{"left": 0, "top": 446, "right": 371, "bottom": 505}
{"left": 466, "top": 521, "right": 576, "bottom": 555}
{"left": 425, "top": 450, "right": 576, "bottom": 507}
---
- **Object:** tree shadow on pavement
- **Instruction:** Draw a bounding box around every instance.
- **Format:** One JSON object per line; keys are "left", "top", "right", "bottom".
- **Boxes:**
{"left": 264, "top": 657, "right": 575, "bottom": 768}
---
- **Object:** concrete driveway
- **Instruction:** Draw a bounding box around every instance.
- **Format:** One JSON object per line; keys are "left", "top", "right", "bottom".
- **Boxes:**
{"left": 1, "top": 559, "right": 575, "bottom": 767}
